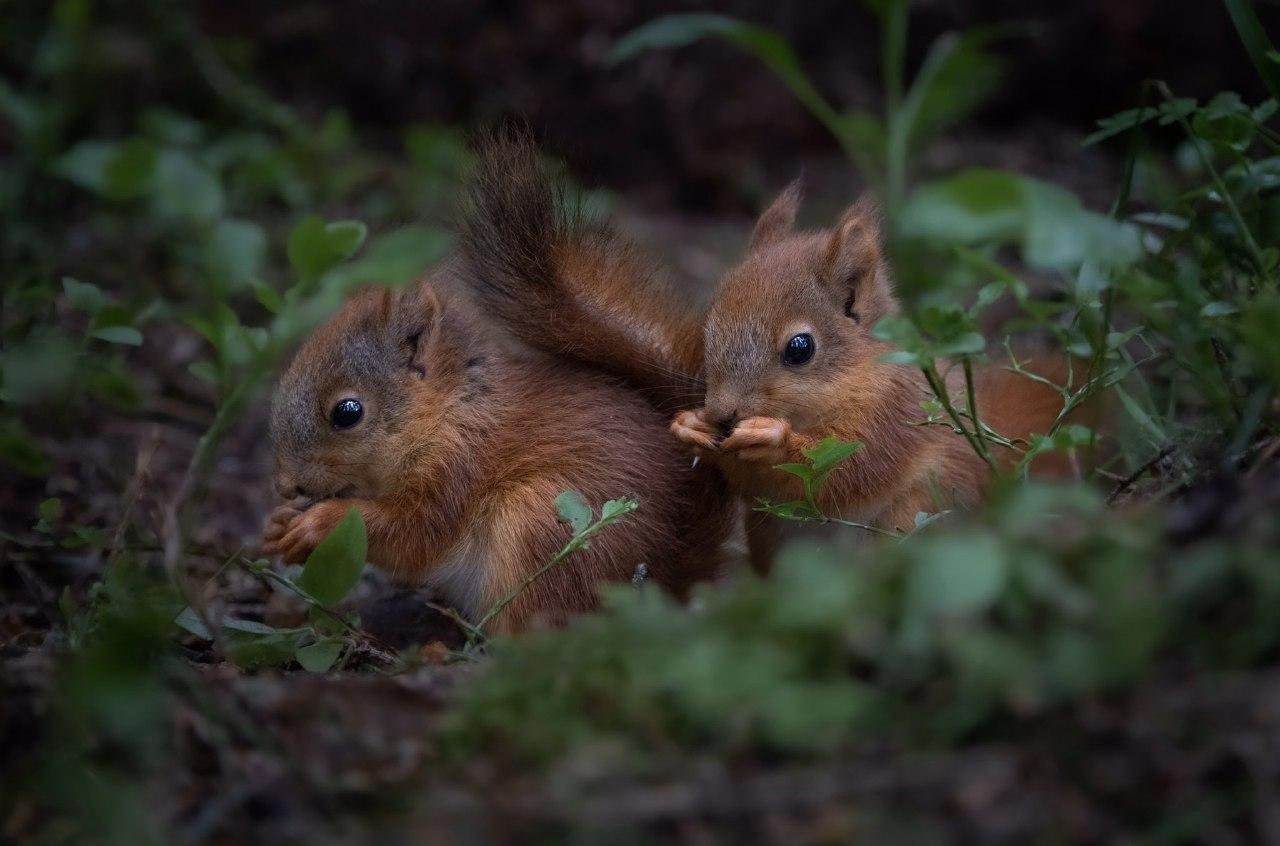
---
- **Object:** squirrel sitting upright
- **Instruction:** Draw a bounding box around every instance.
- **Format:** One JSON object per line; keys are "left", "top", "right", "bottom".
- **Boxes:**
{"left": 459, "top": 136, "right": 1071, "bottom": 573}
{"left": 261, "top": 272, "right": 733, "bottom": 633}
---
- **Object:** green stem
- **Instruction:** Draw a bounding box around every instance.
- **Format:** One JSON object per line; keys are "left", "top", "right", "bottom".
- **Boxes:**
{"left": 962, "top": 356, "right": 993, "bottom": 464}
{"left": 1155, "top": 81, "right": 1273, "bottom": 285}
{"left": 821, "top": 515, "right": 903, "bottom": 538}
{"left": 922, "top": 363, "right": 998, "bottom": 472}
{"left": 1222, "top": 0, "right": 1280, "bottom": 100}
{"left": 881, "top": 0, "right": 911, "bottom": 225}
{"left": 472, "top": 503, "right": 637, "bottom": 641}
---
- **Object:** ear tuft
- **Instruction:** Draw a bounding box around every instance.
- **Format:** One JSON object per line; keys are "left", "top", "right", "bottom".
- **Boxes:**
{"left": 749, "top": 177, "right": 803, "bottom": 251}
{"left": 824, "top": 193, "right": 891, "bottom": 320}
{"left": 390, "top": 278, "right": 442, "bottom": 378}
{"left": 825, "top": 194, "right": 881, "bottom": 272}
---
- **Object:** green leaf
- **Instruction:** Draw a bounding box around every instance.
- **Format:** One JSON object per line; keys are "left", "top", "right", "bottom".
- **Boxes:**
{"left": 188, "top": 359, "right": 219, "bottom": 385}
{"left": 90, "top": 326, "right": 143, "bottom": 346}
{"left": 555, "top": 490, "right": 594, "bottom": 534}
{"left": 150, "top": 149, "right": 224, "bottom": 222}
{"left": 224, "top": 624, "right": 307, "bottom": 670}
{"left": 878, "top": 349, "right": 924, "bottom": 367}
{"left": 600, "top": 498, "right": 639, "bottom": 522}
{"left": 895, "top": 27, "right": 1012, "bottom": 154}
{"left": 1083, "top": 106, "right": 1159, "bottom": 147}
{"left": 908, "top": 532, "right": 1008, "bottom": 617}
{"left": 174, "top": 606, "right": 213, "bottom": 640}
{"left": 0, "top": 418, "right": 49, "bottom": 476}
{"left": 1200, "top": 300, "right": 1240, "bottom": 318}
{"left": 205, "top": 219, "right": 267, "bottom": 291}
{"left": 610, "top": 14, "right": 848, "bottom": 164}
{"left": 802, "top": 437, "right": 862, "bottom": 474}
{"left": 62, "top": 277, "right": 107, "bottom": 316}
{"left": 1224, "top": 0, "right": 1280, "bottom": 100}
{"left": 38, "top": 497, "right": 63, "bottom": 523}
{"left": 296, "top": 507, "right": 368, "bottom": 606}
{"left": 287, "top": 216, "right": 368, "bottom": 285}
{"left": 773, "top": 462, "right": 814, "bottom": 482}
{"left": 1116, "top": 386, "right": 1167, "bottom": 445}
{"left": 221, "top": 618, "right": 288, "bottom": 636}
{"left": 55, "top": 138, "right": 157, "bottom": 200}
{"left": 324, "top": 225, "right": 453, "bottom": 291}
{"left": 900, "top": 169, "right": 1141, "bottom": 271}
{"left": 296, "top": 638, "right": 343, "bottom": 673}
{"left": 253, "top": 282, "right": 283, "bottom": 314}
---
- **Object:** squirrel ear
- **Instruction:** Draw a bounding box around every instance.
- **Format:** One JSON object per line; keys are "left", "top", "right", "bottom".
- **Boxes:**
{"left": 823, "top": 194, "right": 894, "bottom": 322}
{"left": 390, "top": 279, "right": 442, "bottom": 378}
{"left": 749, "top": 177, "right": 803, "bottom": 251}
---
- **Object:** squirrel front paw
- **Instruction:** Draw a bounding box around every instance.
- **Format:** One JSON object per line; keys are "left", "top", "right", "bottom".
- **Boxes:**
{"left": 719, "top": 416, "right": 796, "bottom": 465}
{"left": 262, "top": 499, "right": 352, "bottom": 564}
{"left": 670, "top": 408, "right": 718, "bottom": 452}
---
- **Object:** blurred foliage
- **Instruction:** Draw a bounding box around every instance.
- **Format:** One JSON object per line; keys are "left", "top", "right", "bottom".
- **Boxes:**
{"left": 444, "top": 481, "right": 1280, "bottom": 766}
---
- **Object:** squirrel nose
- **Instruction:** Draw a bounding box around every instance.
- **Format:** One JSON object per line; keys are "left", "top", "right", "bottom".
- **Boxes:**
{"left": 714, "top": 413, "right": 739, "bottom": 440}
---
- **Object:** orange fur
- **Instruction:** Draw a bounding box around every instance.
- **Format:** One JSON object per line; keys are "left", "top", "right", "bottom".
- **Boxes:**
{"left": 262, "top": 276, "right": 733, "bottom": 632}
{"left": 458, "top": 136, "right": 1076, "bottom": 575}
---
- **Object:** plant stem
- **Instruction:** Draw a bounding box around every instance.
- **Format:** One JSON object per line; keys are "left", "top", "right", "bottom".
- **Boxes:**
{"left": 922, "top": 363, "right": 998, "bottom": 472}
{"left": 472, "top": 502, "right": 637, "bottom": 641}
{"left": 246, "top": 560, "right": 400, "bottom": 665}
{"left": 962, "top": 356, "right": 993, "bottom": 464}
{"left": 1154, "top": 81, "right": 1273, "bottom": 285}
{"left": 881, "top": 0, "right": 911, "bottom": 225}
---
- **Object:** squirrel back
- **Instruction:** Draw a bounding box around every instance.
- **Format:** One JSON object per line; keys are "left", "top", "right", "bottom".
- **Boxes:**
{"left": 458, "top": 133, "right": 705, "bottom": 412}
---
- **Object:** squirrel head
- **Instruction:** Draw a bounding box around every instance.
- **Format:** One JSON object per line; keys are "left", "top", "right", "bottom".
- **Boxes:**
{"left": 702, "top": 181, "right": 899, "bottom": 434}
{"left": 269, "top": 278, "right": 481, "bottom": 503}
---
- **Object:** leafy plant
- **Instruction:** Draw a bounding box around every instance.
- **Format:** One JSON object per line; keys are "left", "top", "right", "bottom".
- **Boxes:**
{"left": 443, "top": 480, "right": 1280, "bottom": 767}
{"left": 612, "top": 7, "right": 1011, "bottom": 227}
{"left": 175, "top": 507, "right": 369, "bottom": 673}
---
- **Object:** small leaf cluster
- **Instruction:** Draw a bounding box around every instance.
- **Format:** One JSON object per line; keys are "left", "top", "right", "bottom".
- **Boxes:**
{"left": 176, "top": 508, "right": 368, "bottom": 673}
{"left": 758, "top": 437, "right": 863, "bottom": 521}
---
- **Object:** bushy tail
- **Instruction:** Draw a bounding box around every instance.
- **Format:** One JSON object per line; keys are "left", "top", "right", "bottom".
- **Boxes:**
{"left": 458, "top": 132, "right": 706, "bottom": 410}
{"left": 978, "top": 351, "right": 1105, "bottom": 477}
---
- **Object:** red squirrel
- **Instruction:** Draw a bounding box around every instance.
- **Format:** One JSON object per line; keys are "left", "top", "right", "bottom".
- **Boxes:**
{"left": 261, "top": 271, "right": 733, "bottom": 633}
{"left": 459, "top": 136, "right": 1071, "bottom": 573}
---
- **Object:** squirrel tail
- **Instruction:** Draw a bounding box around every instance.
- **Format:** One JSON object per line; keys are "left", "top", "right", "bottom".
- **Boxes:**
{"left": 978, "top": 351, "right": 1105, "bottom": 477}
{"left": 458, "top": 131, "right": 705, "bottom": 411}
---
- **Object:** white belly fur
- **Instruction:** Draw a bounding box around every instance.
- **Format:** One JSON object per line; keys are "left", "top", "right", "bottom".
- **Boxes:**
{"left": 421, "top": 524, "right": 488, "bottom": 621}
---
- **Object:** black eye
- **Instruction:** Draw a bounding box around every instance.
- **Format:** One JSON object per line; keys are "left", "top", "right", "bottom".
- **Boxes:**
{"left": 331, "top": 398, "right": 363, "bottom": 429}
{"left": 782, "top": 333, "right": 815, "bottom": 366}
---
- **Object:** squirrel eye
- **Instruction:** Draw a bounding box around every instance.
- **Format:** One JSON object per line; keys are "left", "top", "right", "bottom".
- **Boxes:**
{"left": 331, "top": 398, "right": 363, "bottom": 429}
{"left": 782, "top": 333, "right": 816, "bottom": 366}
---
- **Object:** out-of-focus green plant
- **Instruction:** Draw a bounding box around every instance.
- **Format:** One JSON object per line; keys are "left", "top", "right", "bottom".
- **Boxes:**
{"left": 442, "top": 480, "right": 1280, "bottom": 767}
{"left": 612, "top": 5, "right": 1010, "bottom": 228}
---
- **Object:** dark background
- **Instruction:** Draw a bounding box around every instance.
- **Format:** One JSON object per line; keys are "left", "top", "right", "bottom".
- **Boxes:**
{"left": 197, "top": 0, "right": 1272, "bottom": 205}
{"left": 6, "top": 0, "right": 1274, "bottom": 210}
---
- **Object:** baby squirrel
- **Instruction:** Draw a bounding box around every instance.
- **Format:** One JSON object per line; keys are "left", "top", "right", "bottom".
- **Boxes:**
{"left": 261, "top": 271, "right": 732, "bottom": 633}
{"left": 459, "top": 136, "right": 1071, "bottom": 572}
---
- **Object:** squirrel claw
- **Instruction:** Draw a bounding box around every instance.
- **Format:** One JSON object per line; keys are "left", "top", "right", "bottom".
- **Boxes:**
{"left": 670, "top": 408, "right": 718, "bottom": 453}
{"left": 262, "top": 499, "right": 349, "bottom": 564}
